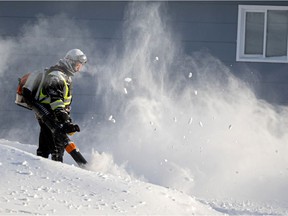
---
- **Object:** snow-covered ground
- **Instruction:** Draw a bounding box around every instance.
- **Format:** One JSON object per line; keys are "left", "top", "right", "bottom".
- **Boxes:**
{"left": 0, "top": 139, "right": 220, "bottom": 215}
{"left": 1, "top": 139, "right": 287, "bottom": 215}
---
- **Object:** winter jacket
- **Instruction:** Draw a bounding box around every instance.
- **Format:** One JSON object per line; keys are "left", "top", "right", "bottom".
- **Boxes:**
{"left": 38, "top": 65, "right": 73, "bottom": 124}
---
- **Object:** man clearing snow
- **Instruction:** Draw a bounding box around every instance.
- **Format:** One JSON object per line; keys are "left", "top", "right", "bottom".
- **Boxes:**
{"left": 20, "top": 49, "right": 87, "bottom": 162}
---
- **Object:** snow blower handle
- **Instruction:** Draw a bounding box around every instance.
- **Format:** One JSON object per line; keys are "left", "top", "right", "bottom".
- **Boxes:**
{"left": 62, "top": 122, "right": 80, "bottom": 136}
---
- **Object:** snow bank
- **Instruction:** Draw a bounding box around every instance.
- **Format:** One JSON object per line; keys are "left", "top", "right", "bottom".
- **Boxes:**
{"left": 0, "top": 140, "right": 220, "bottom": 215}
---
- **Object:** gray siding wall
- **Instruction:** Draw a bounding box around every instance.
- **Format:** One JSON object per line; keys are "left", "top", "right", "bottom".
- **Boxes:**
{"left": 0, "top": 1, "right": 287, "bottom": 104}
{"left": 166, "top": 1, "right": 288, "bottom": 104}
{"left": 1, "top": 1, "right": 288, "bottom": 143}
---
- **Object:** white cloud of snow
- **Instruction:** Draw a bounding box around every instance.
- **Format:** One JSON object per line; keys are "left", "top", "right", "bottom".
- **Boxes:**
{"left": 80, "top": 2, "right": 288, "bottom": 206}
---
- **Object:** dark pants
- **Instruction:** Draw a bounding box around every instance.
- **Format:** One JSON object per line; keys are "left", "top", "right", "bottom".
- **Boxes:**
{"left": 37, "top": 120, "right": 65, "bottom": 162}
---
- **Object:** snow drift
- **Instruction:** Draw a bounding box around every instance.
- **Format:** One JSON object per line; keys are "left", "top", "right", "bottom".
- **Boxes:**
{"left": 0, "top": 140, "right": 220, "bottom": 215}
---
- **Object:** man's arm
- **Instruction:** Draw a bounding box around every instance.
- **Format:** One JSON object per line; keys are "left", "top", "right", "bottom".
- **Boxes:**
{"left": 44, "top": 75, "right": 79, "bottom": 134}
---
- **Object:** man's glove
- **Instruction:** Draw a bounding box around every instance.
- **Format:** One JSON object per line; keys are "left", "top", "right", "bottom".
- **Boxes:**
{"left": 62, "top": 122, "right": 80, "bottom": 135}
{"left": 55, "top": 109, "right": 70, "bottom": 123}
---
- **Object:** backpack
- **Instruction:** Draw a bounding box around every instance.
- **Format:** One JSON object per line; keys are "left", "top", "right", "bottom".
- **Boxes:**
{"left": 15, "top": 72, "right": 45, "bottom": 110}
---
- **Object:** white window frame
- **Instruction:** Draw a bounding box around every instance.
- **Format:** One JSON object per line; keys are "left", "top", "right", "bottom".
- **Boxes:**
{"left": 237, "top": 5, "right": 288, "bottom": 63}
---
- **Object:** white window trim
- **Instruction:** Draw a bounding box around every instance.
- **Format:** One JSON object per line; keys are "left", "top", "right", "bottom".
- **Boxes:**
{"left": 237, "top": 5, "right": 288, "bottom": 63}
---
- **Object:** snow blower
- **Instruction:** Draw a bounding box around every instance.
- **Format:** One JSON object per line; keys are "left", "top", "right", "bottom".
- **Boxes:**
{"left": 31, "top": 102, "right": 88, "bottom": 168}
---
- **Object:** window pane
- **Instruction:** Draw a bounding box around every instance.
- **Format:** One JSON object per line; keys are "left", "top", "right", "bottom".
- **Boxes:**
{"left": 245, "top": 12, "right": 264, "bottom": 55}
{"left": 266, "top": 10, "right": 288, "bottom": 57}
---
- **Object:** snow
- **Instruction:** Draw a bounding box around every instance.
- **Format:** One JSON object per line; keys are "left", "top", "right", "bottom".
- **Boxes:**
{"left": 108, "top": 115, "right": 116, "bottom": 123}
{"left": 124, "top": 77, "right": 132, "bottom": 83}
{"left": 1, "top": 140, "right": 286, "bottom": 215}
{"left": 0, "top": 139, "right": 220, "bottom": 215}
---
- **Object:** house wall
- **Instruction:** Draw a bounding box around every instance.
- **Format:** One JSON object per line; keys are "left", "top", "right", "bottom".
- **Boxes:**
{"left": 0, "top": 1, "right": 288, "bottom": 139}
{"left": 166, "top": 1, "right": 288, "bottom": 105}
{"left": 1, "top": 1, "right": 286, "bottom": 105}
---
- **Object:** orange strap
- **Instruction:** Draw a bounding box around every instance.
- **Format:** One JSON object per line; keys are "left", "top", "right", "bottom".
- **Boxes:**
{"left": 65, "top": 142, "right": 77, "bottom": 153}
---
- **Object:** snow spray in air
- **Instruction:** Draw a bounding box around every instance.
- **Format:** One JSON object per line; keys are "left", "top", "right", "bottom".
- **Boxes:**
{"left": 84, "top": 2, "right": 288, "bottom": 204}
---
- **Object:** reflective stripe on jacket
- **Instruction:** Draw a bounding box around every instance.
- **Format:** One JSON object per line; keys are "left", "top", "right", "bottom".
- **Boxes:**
{"left": 39, "top": 71, "right": 72, "bottom": 110}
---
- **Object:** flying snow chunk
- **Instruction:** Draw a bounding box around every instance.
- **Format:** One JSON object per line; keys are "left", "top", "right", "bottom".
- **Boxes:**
{"left": 124, "top": 88, "right": 128, "bottom": 94}
{"left": 22, "top": 161, "right": 28, "bottom": 166}
{"left": 199, "top": 121, "right": 203, "bottom": 127}
{"left": 188, "top": 117, "right": 193, "bottom": 125}
{"left": 188, "top": 72, "right": 193, "bottom": 78}
{"left": 108, "top": 115, "right": 116, "bottom": 123}
{"left": 194, "top": 90, "right": 198, "bottom": 95}
{"left": 124, "top": 77, "right": 132, "bottom": 83}
{"left": 153, "top": 56, "right": 159, "bottom": 63}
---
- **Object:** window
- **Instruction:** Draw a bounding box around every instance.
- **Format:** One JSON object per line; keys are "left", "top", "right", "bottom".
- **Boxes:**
{"left": 237, "top": 5, "right": 288, "bottom": 63}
